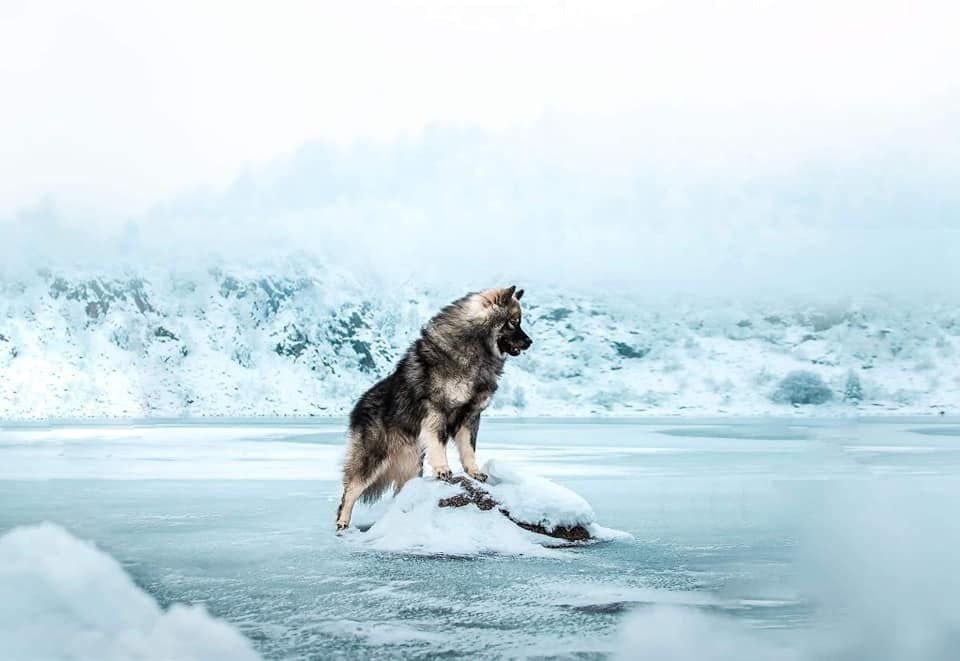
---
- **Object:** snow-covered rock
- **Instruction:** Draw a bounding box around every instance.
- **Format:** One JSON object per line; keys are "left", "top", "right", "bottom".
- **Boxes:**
{"left": 0, "top": 523, "right": 261, "bottom": 661}
{"left": 344, "top": 461, "right": 628, "bottom": 557}
{"left": 0, "top": 262, "right": 957, "bottom": 419}
{"left": 483, "top": 459, "right": 596, "bottom": 537}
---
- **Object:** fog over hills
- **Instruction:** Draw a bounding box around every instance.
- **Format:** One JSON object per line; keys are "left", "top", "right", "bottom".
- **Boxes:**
{"left": 1, "top": 258, "right": 955, "bottom": 419}
{"left": 2, "top": 123, "right": 958, "bottom": 420}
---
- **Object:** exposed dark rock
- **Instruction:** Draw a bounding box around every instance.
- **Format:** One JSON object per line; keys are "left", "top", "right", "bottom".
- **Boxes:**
{"left": 110, "top": 328, "right": 130, "bottom": 350}
{"left": 219, "top": 275, "right": 241, "bottom": 298}
{"left": 128, "top": 279, "right": 154, "bottom": 313}
{"left": 612, "top": 341, "right": 649, "bottom": 359}
{"left": 438, "top": 476, "right": 592, "bottom": 542}
{"left": 351, "top": 339, "right": 376, "bottom": 372}
{"left": 438, "top": 476, "right": 499, "bottom": 510}
{"left": 564, "top": 601, "right": 636, "bottom": 614}
{"left": 45, "top": 275, "right": 154, "bottom": 317}
{"left": 512, "top": 519, "right": 591, "bottom": 542}
{"left": 154, "top": 326, "right": 179, "bottom": 341}
{"left": 232, "top": 347, "right": 253, "bottom": 368}
{"left": 275, "top": 324, "right": 311, "bottom": 358}
{"left": 0, "top": 332, "right": 15, "bottom": 360}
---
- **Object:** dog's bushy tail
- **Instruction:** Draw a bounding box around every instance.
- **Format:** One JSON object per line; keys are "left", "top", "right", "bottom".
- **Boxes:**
{"left": 359, "top": 476, "right": 391, "bottom": 504}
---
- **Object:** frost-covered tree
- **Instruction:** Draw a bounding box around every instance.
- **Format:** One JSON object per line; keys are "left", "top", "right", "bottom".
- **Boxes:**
{"left": 771, "top": 370, "right": 833, "bottom": 405}
{"left": 844, "top": 370, "right": 864, "bottom": 403}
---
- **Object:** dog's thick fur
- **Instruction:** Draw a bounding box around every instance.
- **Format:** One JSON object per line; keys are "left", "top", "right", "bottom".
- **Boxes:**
{"left": 335, "top": 286, "right": 532, "bottom": 531}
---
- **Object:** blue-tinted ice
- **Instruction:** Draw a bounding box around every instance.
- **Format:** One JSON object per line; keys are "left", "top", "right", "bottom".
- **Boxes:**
{"left": 2, "top": 418, "right": 959, "bottom": 659}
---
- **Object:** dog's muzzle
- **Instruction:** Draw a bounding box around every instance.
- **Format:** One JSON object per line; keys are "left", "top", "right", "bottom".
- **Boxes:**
{"left": 504, "top": 334, "right": 532, "bottom": 357}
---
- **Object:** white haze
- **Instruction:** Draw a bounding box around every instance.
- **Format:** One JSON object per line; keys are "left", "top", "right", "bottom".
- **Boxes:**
{"left": 5, "top": 120, "right": 959, "bottom": 300}
{"left": 617, "top": 479, "right": 960, "bottom": 661}
{"left": 1, "top": 1, "right": 959, "bottom": 299}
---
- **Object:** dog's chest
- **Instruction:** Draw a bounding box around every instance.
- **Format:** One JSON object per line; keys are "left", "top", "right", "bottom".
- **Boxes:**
{"left": 441, "top": 378, "right": 474, "bottom": 406}
{"left": 438, "top": 372, "right": 495, "bottom": 410}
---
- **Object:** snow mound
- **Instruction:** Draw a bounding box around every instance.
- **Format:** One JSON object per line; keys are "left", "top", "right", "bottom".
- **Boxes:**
{"left": 0, "top": 523, "right": 261, "bottom": 661}
{"left": 347, "top": 462, "right": 628, "bottom": 556}
{"left": 484, "top": 459, "right": 596, "bottom": 533}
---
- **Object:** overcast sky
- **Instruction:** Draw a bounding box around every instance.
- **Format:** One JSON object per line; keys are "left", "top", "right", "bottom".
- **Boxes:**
{"left": 1, "top": 1, "right": 958, "bottom": 294}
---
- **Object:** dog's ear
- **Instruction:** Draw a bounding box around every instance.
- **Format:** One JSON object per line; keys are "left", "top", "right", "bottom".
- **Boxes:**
{"left": 515, "top": 288, "right": 524, "bottom": 301}
{"left": 478, "top": 286, "right": 517, "bottom": 309}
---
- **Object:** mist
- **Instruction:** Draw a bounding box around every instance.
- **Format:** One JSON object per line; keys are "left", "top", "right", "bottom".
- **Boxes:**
{"left": 616, "top": 478, "right": 960, "bottom": 660}
{"left": 5, "top": 113, "right": 960, "bottom": 302}
{"left": 3, "top": 1, "right": 960, "bottom": 302}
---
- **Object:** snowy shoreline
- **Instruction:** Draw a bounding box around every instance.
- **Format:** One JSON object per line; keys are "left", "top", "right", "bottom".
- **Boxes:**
{"left": 2, "top": 265, "right": 957, "bottom": 421}
{"left": 0, "top": 409, "right": 954, "bottom": 427}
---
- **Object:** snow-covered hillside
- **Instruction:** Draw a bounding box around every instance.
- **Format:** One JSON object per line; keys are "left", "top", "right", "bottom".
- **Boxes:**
{"left": 0, "top": 262, "right": 956, "bottom": 419}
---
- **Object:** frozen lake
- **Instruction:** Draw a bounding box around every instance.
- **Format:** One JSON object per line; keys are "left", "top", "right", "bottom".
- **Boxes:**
{"left": 2, "top": 418, "right": 960, "bottom": 660}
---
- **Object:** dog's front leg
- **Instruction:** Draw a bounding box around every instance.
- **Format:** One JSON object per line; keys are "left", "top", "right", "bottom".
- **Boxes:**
{"left": 419, "top": 407, "right": 451, "bottom": 480}
{"left": 454, "top": 415, "right": 486, "bottom": 482}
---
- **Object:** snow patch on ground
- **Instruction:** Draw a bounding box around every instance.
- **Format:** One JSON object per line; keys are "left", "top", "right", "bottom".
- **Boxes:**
{"left": 0, "top": 523, "right": 261, "bottom": 661}
{"left": 345, "top": 462, "right": 627, "bottom": 557}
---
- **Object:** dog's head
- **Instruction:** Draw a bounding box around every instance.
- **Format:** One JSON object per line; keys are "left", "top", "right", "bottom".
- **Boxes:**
{"left": 480, "top": 285, "right": 532, "bottom": 358}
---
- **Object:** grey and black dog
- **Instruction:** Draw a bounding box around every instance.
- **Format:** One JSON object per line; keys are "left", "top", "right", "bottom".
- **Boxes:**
{"left": 335, "top": 286, "right": 532, "bottom": 531}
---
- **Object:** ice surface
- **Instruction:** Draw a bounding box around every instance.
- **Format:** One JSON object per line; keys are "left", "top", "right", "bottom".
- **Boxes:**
{"left": 1, "top": 264, "right": 956, "bottom": 419}
{"left": 0, "top": 523, "right": 260, "bottom": 661}
{"left": 3, "top": 419, "right": 960, "bottom": 659}
{"left": 347, "top": 460, "right": 627, "bottom": 557}
{"left": 612, "top": 474, "right": 960, "bottom": 661}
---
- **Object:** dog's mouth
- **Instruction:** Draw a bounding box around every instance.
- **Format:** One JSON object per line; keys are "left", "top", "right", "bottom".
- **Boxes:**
{"left": 498, "top": 330, "right": 532, "bottom": 358}
{"left": 498, "top": 337, "right": 526, "bottom": 357}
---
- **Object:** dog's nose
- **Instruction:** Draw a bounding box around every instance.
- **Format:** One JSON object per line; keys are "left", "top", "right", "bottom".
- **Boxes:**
{"left": 523, "top": 337, "right": 533, "bottom": 349}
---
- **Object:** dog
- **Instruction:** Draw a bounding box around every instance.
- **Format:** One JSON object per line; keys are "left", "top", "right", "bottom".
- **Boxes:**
{"left": 335, "top": 286, "right": 532, "bottom": 531}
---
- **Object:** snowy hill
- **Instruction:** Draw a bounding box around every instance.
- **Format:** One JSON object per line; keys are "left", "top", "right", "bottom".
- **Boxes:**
{"left": 0, "top": 262, "right": 957, "bottom": 420}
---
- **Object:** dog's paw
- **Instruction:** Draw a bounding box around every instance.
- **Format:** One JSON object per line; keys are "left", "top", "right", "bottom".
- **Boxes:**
{"left": 467, "top": 468, "right": 488, "bottom": 482}
{"left": 335, "top": 521, "right": 349, "bottom": 533}
{"left": 433, "top": 466, "right": 453, "bottom": 481}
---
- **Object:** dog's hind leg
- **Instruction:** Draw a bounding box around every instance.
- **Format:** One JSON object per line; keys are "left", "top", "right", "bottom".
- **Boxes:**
{"left": 336, "top": 431, "right": 388, "bottom": 532}
{"left": 336, "top": 467, "right": 388, "bottom": 532}
{"left": 336, "top": 479, "right": 367, "bottom": 532}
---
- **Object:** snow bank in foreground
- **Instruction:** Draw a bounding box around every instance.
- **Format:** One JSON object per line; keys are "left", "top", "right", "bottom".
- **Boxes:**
{"left": 347, "top": 461, "right": 628, "bottom": 557}
{"left": 0, "top": 523, "right": 260, "bottom": 661}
